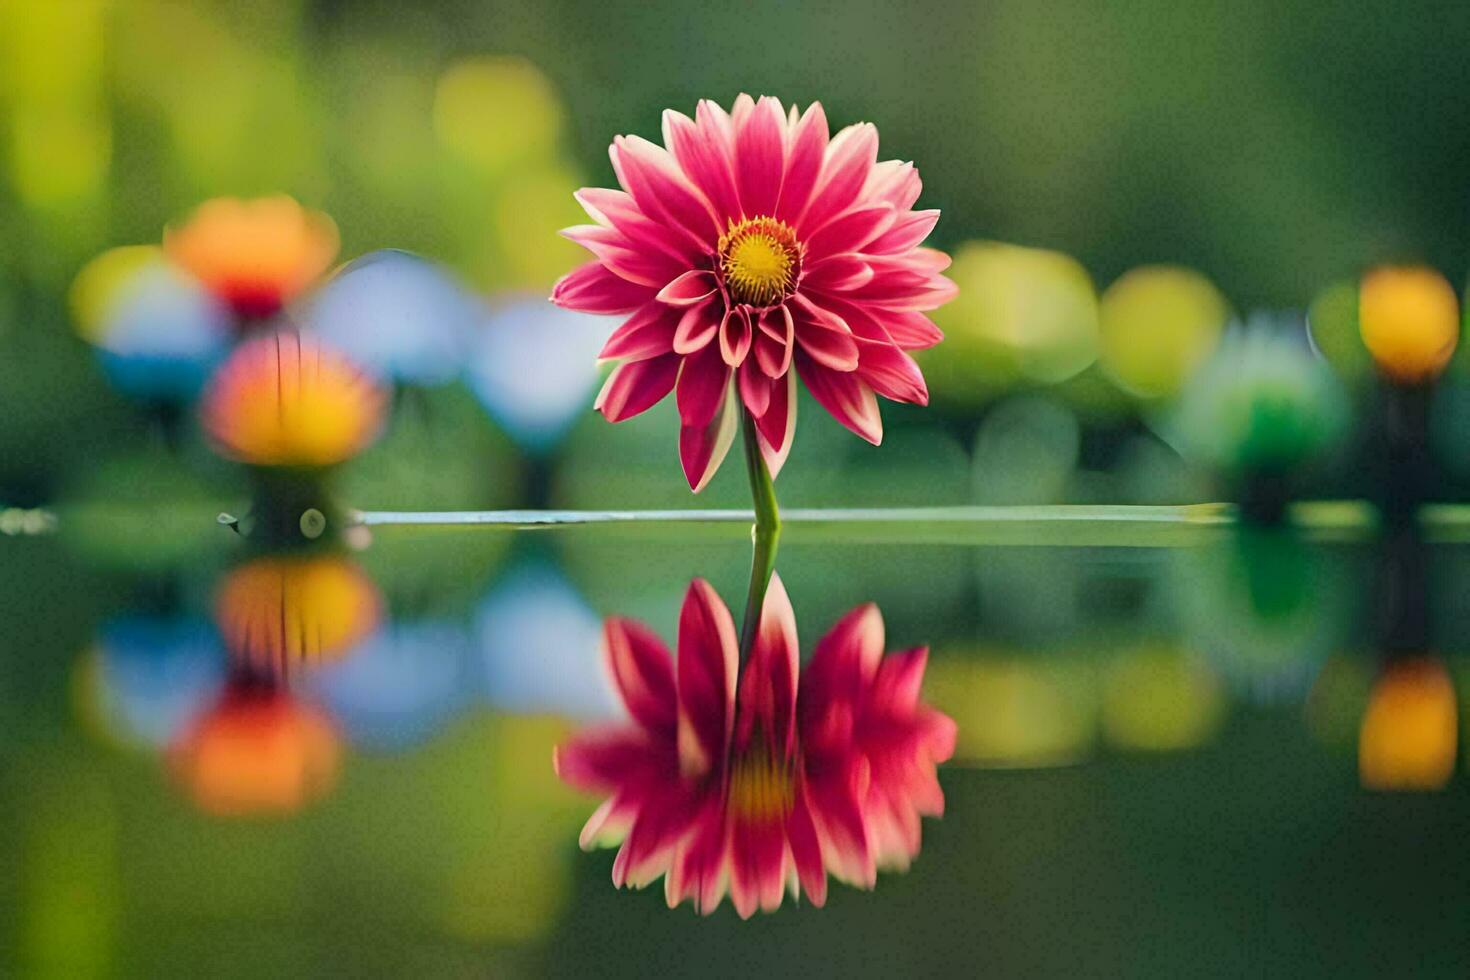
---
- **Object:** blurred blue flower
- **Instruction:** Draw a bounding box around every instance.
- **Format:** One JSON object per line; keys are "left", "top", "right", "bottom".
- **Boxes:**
{"left": 93, "top": 616, "right": 227, "bottom": 747}
{"left": 467, "top": 296, "right": 614, "bottom": 453}
{"left": 96, "top": 262, "right": 234, "bottom": 400}
{"left": 307, "top": 620, "right": 474, "bottom": 750}
{"left": 475, "top": 561, "right": 619, "bottom": 719}
{"left": 307, "top": 249, "right": 480, "bottom": 386}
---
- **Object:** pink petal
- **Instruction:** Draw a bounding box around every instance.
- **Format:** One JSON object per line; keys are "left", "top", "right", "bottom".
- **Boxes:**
{"left": 676, "top": 579, "right": 739, "bottom": 775}
{"left": 738, "top": 358, "right": 773, "bottom": 418}
{"left": 799, "top": 354, "right": 881, "bottom": 443}
{"left": 805, "top": 204, "right": 896, "bottom": 260}
{"left": 575, "top": 187, "right": 701, "bottom": 264}
{"left": 663, "top": 109, "right": 740, "bottom": 225}
{"left": 599, "top": 302, "right": 680, "bottom": 361}
{"left": 679, "top": 380, "right": 738, "bottom": 492}
{"left": 787, "top": 789, "right": 828, "bottom": 906}
{"left": 849, "top": 269, "right": 957, "bottom": 311}
{"left": 868, "top": 209, "right": 940, "bottom": 254}
{"left": 802, "top": 253, "right": 875, "bottom": 293}
{"left": 552, "top": 260, "right": 654, "bottom": 315}
{"left": 656, "top": 269, "right": 718, "bottom": 306}
{"left": 804, "top": 767, "right": 875, "bottom": 888}
{"left": 594, "top": 352, "right": 680, "bottom": 422}
{"left": 604, "top": 617, "right": 677, "bottom": 733}
{"left": 730, "top": 815, "right": 789, "bottom": 917}
{"left": 864, "top": 160, "right": 922, "bottom": 210}
{"left": 856, "top": 338, "right": 929, "bottom": 405}
{"left": 804, "top": 601, "right": 886, "bottom": 706}
{"left": 791, "top": 297, "right": 861, "bottom": 372}
{"left": 666, "top": 793, "right": 731, "bottom": 914}
{"left": 718, "top": 306, "right": 753, "bottom": 366}
{"left": 735, "top": 96, "right": 786, "bottom": 219}
{"left": 741, "top": 572, "right": 800, "bottom": 756}
{"left": 553, "top": 726, "right": 660, "bottom": 793}
{"left": 869, "top": 645, "right": 928, "bottom": 714}
{"left": 776, "top": 103, "right": 829, "bottom": 224}
{"left": 754, "top": 305, "right": 795, "bottom": 378}
{"left": 612, "top": 786, "right": 698, "bottom": 888}
{"left": 754, "top": 370, "right": 798, "bottom": 479}
{"left": 880, "top": 310, "right": 944, "bottom": 350}
{"left": 798, "top": 123, "right": 878, "bottom": 234}
{"left": 676, "top": 341, "right": 731, "bottom": 428}
{"left": 561, "top": 224, "right": 685, "bottom": 287}
{"left": 578, "top": 792, "right": 639, "bottom": 850}
{"left": 672, "top": 300, "right": 720, "bottom": 354}
{"left": 611, "top": 135, "right": 720, "bottom": 249}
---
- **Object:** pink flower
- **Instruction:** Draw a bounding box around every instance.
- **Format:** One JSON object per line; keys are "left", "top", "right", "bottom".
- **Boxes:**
{"left": 552, "top": 95, "right": 954, "bottom": 491}
{"left": 554, "top": 575, "right": 956, "bottom": 917}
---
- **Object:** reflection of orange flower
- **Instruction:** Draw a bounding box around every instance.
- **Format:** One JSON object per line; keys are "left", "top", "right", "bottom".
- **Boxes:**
{"left": 199, "top": 331, "right": 387, "bottom": 467}
{"left": 216, "top": 555, "right": 381, "bottom": 677}
{"left": 169, "top": 686, "right": 341, "bottom": 816}
{"left": 165, "top": 196, "right": 339, "bottom": 320}
{"left": 1359, "top": 266, "right": 1459, "bottom": 385}
{"left": 1359, "top": 657, "right": 1457, "bottom": 792}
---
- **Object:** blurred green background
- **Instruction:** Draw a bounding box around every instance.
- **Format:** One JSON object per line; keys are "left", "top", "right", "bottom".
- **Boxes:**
{"left": 5, "top": 0, "right": 1470, "bottom": 517}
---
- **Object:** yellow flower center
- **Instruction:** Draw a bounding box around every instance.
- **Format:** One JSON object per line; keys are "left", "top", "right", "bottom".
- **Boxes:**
{"left": 728, "top": 744, "right": 794, "bottom": 822}
{"left": 719, "top": 217, "right": 801, "bottom": 307}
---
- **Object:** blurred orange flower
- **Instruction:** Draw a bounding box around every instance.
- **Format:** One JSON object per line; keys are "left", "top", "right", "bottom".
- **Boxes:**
{"left": 169, "top": 686, "right": 342, "bottom": 816}
{"left": 165, "top": 195, "right": 339, "bottom": 321}
{"left": 1359, "top": 657, "right": 1457, "bottom": 791}
{"left": 199, "top": 331, "right": 387, "bottom": 467}
{"left": 1359, "top": 265, "right": 1460, "bottom": 385}
{"left": 215, "top": 554, "right": 381, "bottom": 677}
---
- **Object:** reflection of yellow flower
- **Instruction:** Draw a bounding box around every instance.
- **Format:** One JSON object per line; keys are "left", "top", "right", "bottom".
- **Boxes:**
{"left": 1359, "top": 265, "right": 1459, "bottom": 385}
{"left": 199, "top": 331, "right": 387, "bottom": 467}
{"left": 1359, "top": 657, "right": 1457, "bottom": 791}
{"left": 170, "top": 687, "right": 341, "bottom": 816}
{"left": 165, "top": 195, "right": 338, "bottom": 319}
{"left": 215, "top": 555, "right": 381, "bottom": 676}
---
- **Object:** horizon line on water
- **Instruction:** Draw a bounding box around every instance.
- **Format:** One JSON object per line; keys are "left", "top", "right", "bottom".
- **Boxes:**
{"left": 346, "top": 500, "right": 1433, "bottom": 546}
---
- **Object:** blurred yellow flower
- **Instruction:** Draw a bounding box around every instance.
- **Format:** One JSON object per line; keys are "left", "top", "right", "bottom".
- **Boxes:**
{"left": 165, "top": 195, "right": 338, "bottom": 320}
{"left": 215, "top": 554, "right": 381, "bottom": 676}
{"left": 1359, "top": 657, "right": 1457, "bottom": 792}
{"left": 1098, "top": 265, "right": 1229, "bottom": 399}
{"left": 1358, "top": 265, "right": 1459, "bottom": 385}
{"left": 199, "top": 331, "right": 387, "bottom": 468}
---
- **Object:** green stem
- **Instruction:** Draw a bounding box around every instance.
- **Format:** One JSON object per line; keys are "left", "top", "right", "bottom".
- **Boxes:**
{"left": 737, "top": 410, "right": 782, "bottom": 665}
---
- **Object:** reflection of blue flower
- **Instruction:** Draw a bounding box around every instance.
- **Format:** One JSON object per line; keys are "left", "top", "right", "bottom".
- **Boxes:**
{"left": 476, "top": 562, "right": 619, "bottom": 719}
{"left": 467, "top": 296, "right": 615, "bottom": 452}
{"left": 97, "top": 263, "right": 233, "bottom": 400}
{"left": 307, "top": 250, "right": 480, "bottom": 386}
{"left": 94, "top": 616, "right": 227, "bottom": 747}
{"left": 307, "top": 621, "right": 473, "bottom": 750}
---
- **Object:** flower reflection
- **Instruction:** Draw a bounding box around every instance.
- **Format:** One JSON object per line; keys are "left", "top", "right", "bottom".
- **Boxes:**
{"left": 215, "top": 554, "right": 381, "bottom": 677}
{"left": 1359, "top": 657, "right": 1457, "bottom": 792}
{"left": 164, "top": 195, "right": 339, "bottom": 322}
{"left": 169, "top": 682, "right": 342, "bottom": 816}
{"left": 554, "top": 575, "right": 955, "bottom": 917}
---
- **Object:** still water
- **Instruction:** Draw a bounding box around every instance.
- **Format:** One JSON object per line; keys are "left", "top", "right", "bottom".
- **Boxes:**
{"left": 3, "top": 516, "right": 1469, "bottom": 976}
